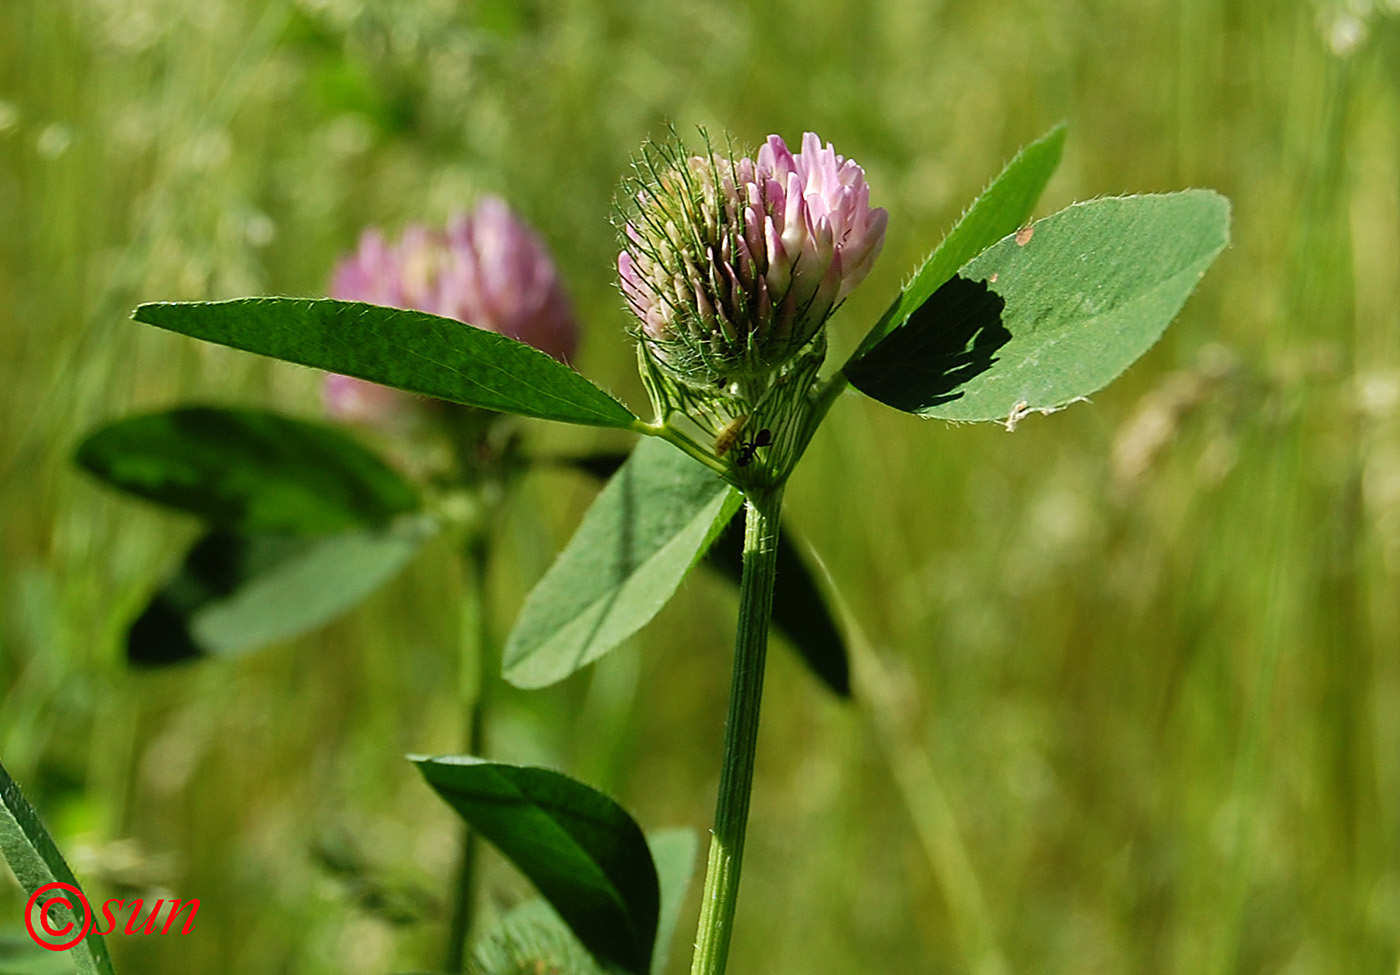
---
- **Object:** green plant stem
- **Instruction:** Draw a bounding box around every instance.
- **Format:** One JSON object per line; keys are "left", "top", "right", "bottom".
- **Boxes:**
{"left": 634, "top": 419, "right": 729, "bottom": 476}
{"left": 445, "top": 532, "right": 492, "bottom": 974}
{"left": 689, "top": 484, "right": 785, "bottom": 975}
{"left": 811, "top": 371, "right": 849, "bottom": 425}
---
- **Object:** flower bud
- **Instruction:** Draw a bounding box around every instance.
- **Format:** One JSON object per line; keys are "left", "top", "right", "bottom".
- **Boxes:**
{"left": 325, "top": 197, "right": 580, "bottom": 424}
{"left": 618, "top": 132, "right": 887, "bottom": 390}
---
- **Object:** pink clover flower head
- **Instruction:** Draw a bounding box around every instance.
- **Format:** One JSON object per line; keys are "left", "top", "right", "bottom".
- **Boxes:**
{"left": 618, "top": 131, "right": 887, "bottom": 389}
{"left": 325, "top": 197, "right": 580, "bottom": 422}
{"left": 322, "top": 371, "right": 421, "bottom": 429}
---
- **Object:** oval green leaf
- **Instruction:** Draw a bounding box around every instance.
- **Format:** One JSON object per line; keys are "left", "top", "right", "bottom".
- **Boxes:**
{"left": 559, "top": 451, "right": 850, "bottom": 698}
{"left": 0, "top": 761, "right": 117, "bottom": 975}
{"left": 847, "top": 191, "right": 1231, "bottom": 420}
{"left": 504, "top": 437, "right": 741, "bottom": 689}
{"left": 127, "top": 521, "right": 430, "bottom": 666}
{"left": 414, "top": 757, "right": 660, "bottom": 975}
{"left": 846, "top": 124, "right": 1066, "bottom": 366}
{"left": 76, "top": 407, "right": 419, "bottom": 534}
{"left": 133, "top": 298, "right": 639, "bottom": 429}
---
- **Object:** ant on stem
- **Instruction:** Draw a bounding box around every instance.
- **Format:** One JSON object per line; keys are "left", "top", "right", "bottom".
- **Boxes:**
{"left": 714, "top": 416, "right": 772, "bottom": 467}
{"left": 733, "top": 428, "right": 772, "bottom": 467}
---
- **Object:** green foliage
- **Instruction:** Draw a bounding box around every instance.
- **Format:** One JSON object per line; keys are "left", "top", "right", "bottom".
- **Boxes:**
{"left": 0, "top": 929, "right": 78, "bottom": 975}
{"left": 846, "top": 124, "right": 1066, "bottom": 366}
{"left": 645, "top": 829, "right": 698, "bottom": 975}
{"left": 466, "top": 830, "right": 694, "bottom": 975}
{"left": 503, "top": 438, "right": 741, "bottom": 689}
{"left": 414, "top": 758, "right": 660, "bottom": 975}
{"left": 76, "top": 407, "right": 418, "bottom": 534}
{"left": 0, "top": 762, "right": 116, "bottom": 975}
{"left": 8, "top": 0, "right": 1389, "bottom": 970}
{"left": 565, "top": 451, "right": 850, "bottom": 697}
{"left": 133, "top": 300, "right": 639, "bottom": 429}
{"left": 470, "top": 899, "right": 608, "bottom": 975}
{"left": 848, "top": 192, "right": 1231, "bottom": 420}
{"left": 123, "top": 523, "right": 431, "bottom": 665}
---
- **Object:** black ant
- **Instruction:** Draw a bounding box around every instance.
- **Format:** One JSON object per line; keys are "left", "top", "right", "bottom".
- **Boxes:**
{"left": 733, "top": 428, "right": 772, "bottom": 467}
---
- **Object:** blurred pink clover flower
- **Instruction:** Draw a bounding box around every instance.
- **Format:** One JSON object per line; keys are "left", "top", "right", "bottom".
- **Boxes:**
{"left": 325, "top": 196, "right": 579, "bottom": 425}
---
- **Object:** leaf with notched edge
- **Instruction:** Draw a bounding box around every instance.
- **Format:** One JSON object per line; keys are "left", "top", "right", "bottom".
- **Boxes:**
{"left": 850, "top": 192, "right": 1231, "bottom": 422}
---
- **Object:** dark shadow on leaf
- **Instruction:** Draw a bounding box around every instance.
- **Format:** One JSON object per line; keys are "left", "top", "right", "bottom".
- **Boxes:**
{"left": 845, "top": 275, "right": 1009, "bottom": 413}
{"left": 128, "top": 531, "right": 310, "bottom": 667}
{"left": 76, "top": 406, "right": 418, "bottom": 535}
{"left": 128, "top": 595, "right": 202, "bottom": 666}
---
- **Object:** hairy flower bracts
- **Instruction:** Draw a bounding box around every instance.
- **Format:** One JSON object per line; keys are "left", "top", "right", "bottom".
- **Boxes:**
{"left": 619, "top": 132, "right": 886, "bottom": 486}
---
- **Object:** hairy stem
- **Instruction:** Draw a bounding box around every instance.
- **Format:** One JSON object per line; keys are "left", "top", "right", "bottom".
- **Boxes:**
{"left": 689, "top": 485, "right": 785, "bottom": 975}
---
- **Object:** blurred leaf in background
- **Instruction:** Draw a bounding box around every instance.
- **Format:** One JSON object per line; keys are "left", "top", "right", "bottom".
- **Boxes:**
{"left": 75, "top": 407, "right": 421, "bottom": 533}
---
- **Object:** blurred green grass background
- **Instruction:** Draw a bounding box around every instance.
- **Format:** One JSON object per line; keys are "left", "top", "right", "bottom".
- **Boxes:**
{"left": 3, "top": 0, "right": 1400, "bottom": 972}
